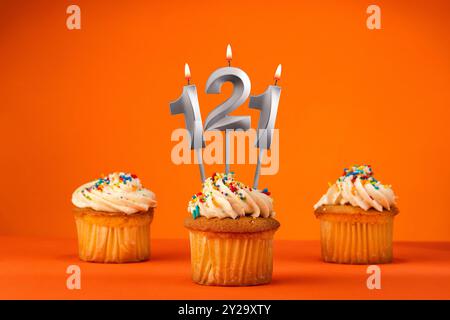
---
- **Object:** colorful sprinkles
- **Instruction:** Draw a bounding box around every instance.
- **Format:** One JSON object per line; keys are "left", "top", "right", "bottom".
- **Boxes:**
{"left": 82, "top": 173, "right": 140, "bottom": 199}
{"left": 192, "top": 205, "right": 200, "bottom": 219}
{"left": 188, "top": 172, "right": 271, "bottom": 219}
{"left": 336, "top": 165, "right": 388, "bottom": 190}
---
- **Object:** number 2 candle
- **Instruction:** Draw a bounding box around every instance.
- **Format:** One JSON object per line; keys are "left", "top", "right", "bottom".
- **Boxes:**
{"left": 204, "top": 44, "right": 251, "bottom": 174}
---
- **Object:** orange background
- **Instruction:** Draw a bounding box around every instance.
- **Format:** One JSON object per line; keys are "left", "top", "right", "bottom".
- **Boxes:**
{"left": 1, "top": 0, "right": 449, "bottom": 242}
{"left": 2, "top": 237, "right": 449, "bottom": 299}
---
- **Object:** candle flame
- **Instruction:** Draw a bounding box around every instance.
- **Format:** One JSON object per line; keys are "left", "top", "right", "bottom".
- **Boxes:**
{"left": 274, "top": 64, "right": 282, "bottom": 81}
{"left": 184, "top": 63, "right": 191, "bottom": 80}
{"left": 226, "top": 44, "right": 232, "bottom": 62}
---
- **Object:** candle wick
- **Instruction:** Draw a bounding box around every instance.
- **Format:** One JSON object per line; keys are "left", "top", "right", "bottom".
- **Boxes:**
{"left": 187, "top": 78, "right": 190, "bottom": 85}
{"left": 228, "top": 60, "right": 231, "bottom": 67}
{"left": 274, "top": 79, "right": 278, "bottom": 86}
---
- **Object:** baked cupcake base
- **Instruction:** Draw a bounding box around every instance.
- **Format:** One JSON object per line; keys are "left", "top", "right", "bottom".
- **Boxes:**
{"left": 315, "top": 205, "right": 398, "bottom": 264}
{"left": 185, "top": 216, "right": 280, "bottom": 286}
{"left": 74, "top": 208, "right": 153, "bottom": 263}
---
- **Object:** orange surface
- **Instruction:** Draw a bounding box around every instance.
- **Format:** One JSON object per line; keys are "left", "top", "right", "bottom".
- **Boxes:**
{"left": 0, "top": 0, "right": 450, "bottom": 243}
{"left": 1, "top": 236, "right": 449, "bottom": 300}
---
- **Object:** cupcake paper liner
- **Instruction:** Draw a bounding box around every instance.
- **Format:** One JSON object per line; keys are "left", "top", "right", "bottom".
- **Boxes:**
{"left": 74, "top": 210, "right": 152, "bottom": 263}
{"left": 319, "top": 216, "right": 394, "bottom": 264}
{"left": 188, "top": 230, "right": 276, "bottom": 286}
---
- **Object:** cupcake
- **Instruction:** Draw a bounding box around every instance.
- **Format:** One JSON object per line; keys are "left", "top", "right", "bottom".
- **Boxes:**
{"left": 314, "top": 165, "right": 398, "bottom": 264}
{"left": 71, "top": 172, "right": 157, "bottom": 263}
{"left": 185, "top": 172, "right": 280, "bottom": 286}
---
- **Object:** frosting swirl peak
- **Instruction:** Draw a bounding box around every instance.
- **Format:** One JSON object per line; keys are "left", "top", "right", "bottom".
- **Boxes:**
{"left": 72, "top": 172, "right": 157, "bottom": 214}
{"left": 188, "top": 172, "right": 275, "bottom": 219}
{"left": 313, "top": 165, "right": 396, "bottom": 212}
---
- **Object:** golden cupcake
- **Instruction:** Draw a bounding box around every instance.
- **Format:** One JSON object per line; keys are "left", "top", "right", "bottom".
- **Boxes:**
{"left": 314, "top": 165, "right": 398, "bottom": 264}
{"left": 185, "top": 172, "right": 280, "bottom": 286}
{"left": 71, "top": 172, "right": 157, "bottom": 263}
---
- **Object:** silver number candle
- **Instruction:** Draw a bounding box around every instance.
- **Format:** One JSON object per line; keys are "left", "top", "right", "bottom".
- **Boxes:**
{"left": 204, "top": 45, "right": 251, "bottom": 174}
{"left": 249, "top": 64, "right": 282, "bottom": 188}
{"left": 169, "top": 63, "right": 206, "bottom": 182}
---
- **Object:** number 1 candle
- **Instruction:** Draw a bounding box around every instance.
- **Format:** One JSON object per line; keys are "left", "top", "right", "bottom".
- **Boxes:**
{"left": 249, "top": 64, "right": 282, "bottom": 188}
{"left": 169, "top": 63, "right": 206, "bottom": 182}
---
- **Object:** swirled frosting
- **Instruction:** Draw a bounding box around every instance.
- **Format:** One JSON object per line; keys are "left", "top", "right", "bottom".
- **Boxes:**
{"left": 188, "top": 172, "right": 275, "bottom": 219}
{"left": 313, "top": 165, "right": 396, "bottom": 212}
{"left": 72, "top": 172, "right": 157, "bottom": 214}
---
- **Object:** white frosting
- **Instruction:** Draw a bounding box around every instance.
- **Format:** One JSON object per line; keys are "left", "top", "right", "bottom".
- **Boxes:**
{"left": 188, "top": 173, "right": 275, "bottom": 219}
{"left": 313, "top": 165, "right": 396, "bottom": 212}
{"left": 72, "top": 172, "right": 157, "bottom": 214}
